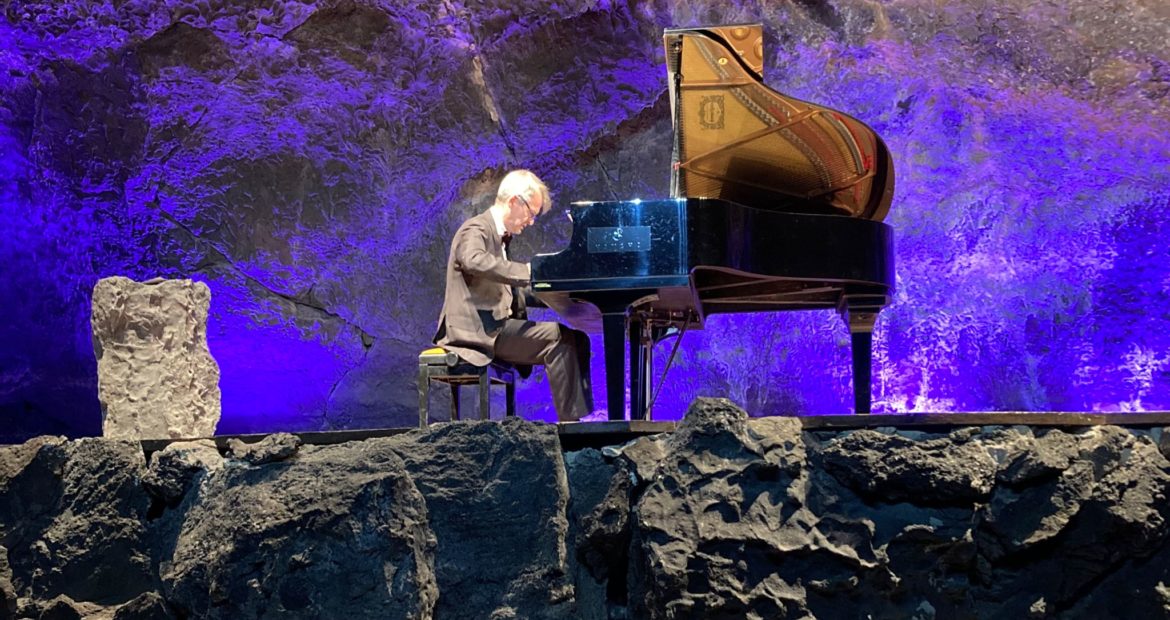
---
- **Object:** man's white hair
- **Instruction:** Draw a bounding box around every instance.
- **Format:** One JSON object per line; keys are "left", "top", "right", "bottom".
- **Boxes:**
{"left": 495, "top": 169, "right": 550, "bottom": 215}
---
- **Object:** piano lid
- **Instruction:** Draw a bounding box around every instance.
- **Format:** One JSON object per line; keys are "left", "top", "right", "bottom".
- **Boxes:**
{"left": 665, "top": 24, "right": 895, "bottom": 220}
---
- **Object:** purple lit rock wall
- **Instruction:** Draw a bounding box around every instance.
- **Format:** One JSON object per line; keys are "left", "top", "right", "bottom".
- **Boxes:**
{"left": 1, "top": 0, "right": 1168, "bottom": 441}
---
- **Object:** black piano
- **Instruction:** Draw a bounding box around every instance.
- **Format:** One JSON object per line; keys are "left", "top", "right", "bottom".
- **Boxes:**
{"left": 531, "top": 24, "right": 896, "bottom": 420}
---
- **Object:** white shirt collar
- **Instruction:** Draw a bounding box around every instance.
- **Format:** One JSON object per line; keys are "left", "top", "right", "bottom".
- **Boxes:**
{"left": 489, "top": 207, "right": 507, "bottom": 239}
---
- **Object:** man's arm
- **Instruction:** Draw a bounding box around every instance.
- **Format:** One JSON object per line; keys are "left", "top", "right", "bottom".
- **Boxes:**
{"left": 453, "top": 221, "right": 530, "bottom": 286}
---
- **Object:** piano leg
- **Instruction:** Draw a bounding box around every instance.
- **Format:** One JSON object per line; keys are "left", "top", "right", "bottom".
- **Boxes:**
{"left": 850, "top": 330, "right": 873, "bottom": 414}
{"left": 628, "top": 319, "right": 643, "bottom": 420}
{"left": 840, "top": 303, "right": 880, "bottom": 414}
{"left": 602, "top": 313, "right": 627, "bottom": 420}
{"left": 629, "top": 319, "right": 655, "bottom": 420}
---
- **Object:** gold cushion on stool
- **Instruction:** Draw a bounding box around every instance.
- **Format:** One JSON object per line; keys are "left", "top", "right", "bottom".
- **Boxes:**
{"left": 419, "top": 347, "right": 458, "bottom": 366}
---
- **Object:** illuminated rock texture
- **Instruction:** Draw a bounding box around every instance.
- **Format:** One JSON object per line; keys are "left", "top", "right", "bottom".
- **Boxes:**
{"left": 140, "top": 439, "right": 223, "bottom": 505}
{"left": 91, "top": 277, "right": 221, "bottom": 439}
{"left": 159, "top": 437, "right": 438, "bottom": 618}
{"left": 1, "top": 0, "right": 1168, "bottom": 439}
{"left": 0, "top": 437, "right": 153, "bottom": 616}
{"left": 5, "top": 400, "right": 1169, "bottom": 617}
{"left": 569, "top": 399, "right": 1170, "bottom": 618}
{"left": 0, "top": 419, "right": 571, "bottom": 619}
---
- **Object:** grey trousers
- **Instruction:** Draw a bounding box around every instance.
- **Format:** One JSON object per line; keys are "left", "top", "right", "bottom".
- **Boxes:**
{"left": 493, "top": 319, "right": 593, "bottom": 421}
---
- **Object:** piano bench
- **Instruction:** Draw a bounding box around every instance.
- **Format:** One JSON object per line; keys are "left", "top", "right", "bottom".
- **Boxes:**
{"left": 417, "top": 347, "right": 516, "bottom": 428}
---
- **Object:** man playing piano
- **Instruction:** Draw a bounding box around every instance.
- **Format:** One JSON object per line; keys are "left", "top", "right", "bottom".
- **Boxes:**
{"left": 432, "top": 169, "right": 594, "bottom": 421}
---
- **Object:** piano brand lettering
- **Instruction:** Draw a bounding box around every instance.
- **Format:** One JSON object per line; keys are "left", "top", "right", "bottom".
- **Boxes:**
{"left": 587, "top": 226, "right": 652, "bottom": 253}
{"left": 699, "top": 95, "right": 725, "bottom": 129}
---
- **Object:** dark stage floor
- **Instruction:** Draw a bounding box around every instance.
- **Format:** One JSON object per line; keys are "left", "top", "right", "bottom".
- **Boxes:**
{"left": 139, "top": 412, "right": 1170, "bottom": 455}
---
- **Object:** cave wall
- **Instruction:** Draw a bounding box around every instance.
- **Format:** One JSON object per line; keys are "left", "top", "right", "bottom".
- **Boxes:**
{"left": 1, "top": 0, "right": 1168, "bottom": 441}
{"left": 3, "top": 400, "right": 1170, "bottom": 618}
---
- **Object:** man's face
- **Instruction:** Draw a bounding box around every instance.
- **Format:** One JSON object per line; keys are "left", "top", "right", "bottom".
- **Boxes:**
{"left": 504, "top": 191, "right": 542, "bottom": 234}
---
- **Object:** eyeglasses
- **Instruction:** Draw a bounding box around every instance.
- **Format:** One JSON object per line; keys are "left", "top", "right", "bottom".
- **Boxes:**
{"left": 516, "top": 194, "right": 539, "bottom": 221}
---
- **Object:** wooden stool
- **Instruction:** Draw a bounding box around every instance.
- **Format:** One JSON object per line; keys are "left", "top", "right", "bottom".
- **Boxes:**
{"left": 417, "top": 347, "right": 516, "bottom": 427}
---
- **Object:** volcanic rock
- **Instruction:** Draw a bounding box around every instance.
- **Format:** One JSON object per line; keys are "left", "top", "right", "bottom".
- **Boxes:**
{"left": 564, "top": 448, "right": 631, "bottom": 619}
{"left": 225, "top": 433, "right": 301, "bottom": 465}
{"left": 112, "top": 591, "right": 176, "bottom": 620}
{"left": 160, "top": 440, "right": 437, "bottom": 619}
{"left": 820, "top": 427, "right": 999, "bottom": 504}
{"left": 5, "top": 408, "right": 1170, "bottom": 617}
{"left": 0, "top": 545, "right": 14, "bottom": 619}
{"left": 628, "top": 398, "right": 837, "bottom": 619}
{"left": 0, "top": 437, "right": 152, "bottom": 611}
{"left": 383, "top": 418, "right": 574, "bottom": 620}
{"left": 141, "top": 439, "right": 223, "bottom": 506}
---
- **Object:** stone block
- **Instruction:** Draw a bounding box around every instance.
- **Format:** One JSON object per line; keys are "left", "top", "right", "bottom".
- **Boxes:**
{"left": 91, "top": 277, "right": 221, "bottom": 440}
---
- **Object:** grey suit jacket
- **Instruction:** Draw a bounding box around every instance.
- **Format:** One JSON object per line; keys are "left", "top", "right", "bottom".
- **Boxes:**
{"left": 433, "top": 210, "right": 530, "bottom": 367}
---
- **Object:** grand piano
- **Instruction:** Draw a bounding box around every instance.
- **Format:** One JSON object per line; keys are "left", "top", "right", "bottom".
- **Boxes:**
{"left": 530, "top": 24, "right": 895, "bottom": 420}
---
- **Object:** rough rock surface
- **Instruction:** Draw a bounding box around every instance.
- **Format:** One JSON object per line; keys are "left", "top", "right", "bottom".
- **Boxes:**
{"left": 564, "top": 448, "right": 628, "bottom": 620}
{"left": 160, "top": 437, "right": 438, "bottom": 619}
{"left": 629, "top": 399, "right": 829, "bottom": 618}
{"left": 141, "top": 439, "right": 223, "bottom": 506}
{"left": 37, "top": 595, "right": 86, "bottom": 620}
{"left": 225, "top": 432, "right": 301, "bottom": 465}
{"left": 383, "top": 418, "right": 574, "bottom": 620}
{"left": 0, "top": 436, "right": 153, "bottom": 614}
{"left": 112, "top": 592, "right": 177, "bottom": 620}
{"left": 575, "top": 399, "right": 1170, "bottom": 618}
{"left": 91, "top": 277, "right": 221, "bottom": 440}
{"left": 4, "top": 407, "right": 1170, "bottom": 617}
{"left": 3, "top": 0, "right": 1169, "bottom": 441}
{"left": 0, "top": 545, "right": 15, "bottom": 618}
{"left": 820, "top": 427, "right": 999, "bottom": 504}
